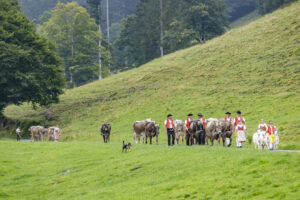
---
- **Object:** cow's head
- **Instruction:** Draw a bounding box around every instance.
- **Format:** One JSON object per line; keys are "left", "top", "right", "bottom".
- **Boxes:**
{"left": 216, "top": 121, "right": 222, "bottom": 135}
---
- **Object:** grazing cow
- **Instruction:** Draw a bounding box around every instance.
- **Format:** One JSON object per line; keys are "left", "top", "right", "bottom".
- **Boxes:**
{"left": 174, "top": 120, "right": 185, "bottom": 144}
{"left": 218, "top": 120, "right": 234, "bottom": 147}
{"left": 195, "top": 120, "right": 205, "bottom": 145}
{"left": 144, "top": 121, "right": 160, "bottom": 145}
{"left": 133, "top": 121, "right": 147, "bottom": 144}
{"left": 29, "top": 126, "right": 47, "bottom": 142}
{"left": 100, "top": 124, "right": 111, "bottom": 143}
{"left": 205, "top": 118, "right": 219, "bottom": 146}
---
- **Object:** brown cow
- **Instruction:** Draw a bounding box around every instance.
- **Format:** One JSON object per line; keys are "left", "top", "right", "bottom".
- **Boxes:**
{"left": 100, "top": 123, "right": 111, "bottom": 143}
{"left": 29, "top": 126, "right": 47, "bottom": 142}
{"left": 133, "top": 121, "right": 147, "bottom": 144}
{"left": 218, "top": 120, "right": 234, "bottom": 147}
{"left": 186, "top": 120, "right": 197, "bottom": 145}
{"left": 144, "top": 121, "right": 160, "bottom": 145}
{"left": 174, "top": 120, "right": 185, "bottom": 144}
{"left": 205, "top": 118, "right": 219, "bottom": 146}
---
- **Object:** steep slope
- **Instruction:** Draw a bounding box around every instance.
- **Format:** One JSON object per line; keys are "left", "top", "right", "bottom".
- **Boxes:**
{"left": 4, "top": 1, "right": 300, "bottom": 148}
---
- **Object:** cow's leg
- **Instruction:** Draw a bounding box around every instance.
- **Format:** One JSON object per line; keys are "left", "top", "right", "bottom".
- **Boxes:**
{"left": 150, "top": 136, "right": 152, "bottom": 145}
{"left": 211, "top": 138, "right": 214, "bottom": 146}
{"left": 134, "top": 132, "right": 137, "bottom": 144}
{"left": 145, "top": 136, "right": 148, "bottom": 144}
{"left": 156, "top": 135, "right": 158, "bottom": 145}
{"left": 107, "top": 135, "right": 110, "bottom": 143}
{"left": 222, "top": 136, "right": 226, "bottom": 147}
{"left": 181, "top": 135, "right": 184, "bottom": 144}
{"left": 205, "top": 136, "right": 208, "bottom": 145}
{"left": 103, "top": 135, "right": 105, "bottom": 143}
{"left": 228, "top": 137, "right": 232, "bottom": 147}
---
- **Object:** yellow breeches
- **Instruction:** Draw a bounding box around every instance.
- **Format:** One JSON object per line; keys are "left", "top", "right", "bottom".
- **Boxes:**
{"left": 269, "top": 134, "right": 275, "bottom": 144}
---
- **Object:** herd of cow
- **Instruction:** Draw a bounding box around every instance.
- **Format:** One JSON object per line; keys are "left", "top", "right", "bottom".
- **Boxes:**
{"left": 131, "top": 118, "right": 234, "bottom": 146}
{"left": 28, "top": 119, "right": 279, "bottom": 150}
{"left": 28, "top": 126, "right": 61, "bottom": 142}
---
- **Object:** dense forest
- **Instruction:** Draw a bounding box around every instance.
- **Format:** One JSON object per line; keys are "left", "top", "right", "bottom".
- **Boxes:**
{"left": 16, "top": 0, "right": 297, "bottom": 87}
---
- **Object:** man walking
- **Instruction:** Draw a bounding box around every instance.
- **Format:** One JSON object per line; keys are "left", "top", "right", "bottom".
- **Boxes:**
{"left": 16, "top": 127, "right": 22, "bottom": 141}
{"left": 224, "top": 112, "right": 232, "bottom": 122}
{"left": 165, "top": 114, "right": 175, "bottom": 146}
{"left": 197, "top": 113, "right": 207, "bottom": 128}
{"left": 185, "top": 113, "right": 193, "bottom": 146}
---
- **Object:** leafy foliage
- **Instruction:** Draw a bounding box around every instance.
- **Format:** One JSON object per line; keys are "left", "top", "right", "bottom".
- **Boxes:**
{"left": 225, "top": 0, "right": 256, "bottom": 22}
{"left": 37, "top": 2, "right": 108, "bottom": 87}
{"left": 0, "top": 0, "right": 65, "bottom": 115}
{"left": 116, "top": 0, "right": 229, "bottom": 69}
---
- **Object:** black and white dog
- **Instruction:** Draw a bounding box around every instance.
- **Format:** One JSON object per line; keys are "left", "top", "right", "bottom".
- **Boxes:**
{"left": 122, "top": 141, "right": 132, "bottom": 152}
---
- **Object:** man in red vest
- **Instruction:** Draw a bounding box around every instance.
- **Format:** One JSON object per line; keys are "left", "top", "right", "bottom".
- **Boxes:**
{"left": 233, "top": 110, "right": 246, "bottom": 127}
{"left": 185, "top": 113, "right": 193, "bottom": 146}
{"left": 165, "top": 114, "right": 175, "bottom": 146}
{"left": 197, "top": 113, "right": 206, "bottom": 128}
{"left": 224, "top": 112, "right": 232, "bottom": 122}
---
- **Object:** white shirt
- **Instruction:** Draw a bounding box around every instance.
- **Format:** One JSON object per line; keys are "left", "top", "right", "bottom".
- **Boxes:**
{"left": 185, "top": 118, "right": 192, "bottom": 126}
{"left": 16, "top": 128, "right": 21, "bottom": 134}
{"left": 164, "top": 120, "right": 173, "bottom": 129}
{"left": 233, "top": 116, "right": 246, "bottom": 124}
{"left": 258, "top": 123, "right": 268, "bottom": 131}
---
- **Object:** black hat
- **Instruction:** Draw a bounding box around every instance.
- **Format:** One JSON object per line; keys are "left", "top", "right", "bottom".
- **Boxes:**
{"left": 198, "top": 113, "right": 203, "bottom": 117}
{"left": 237, "top": 110, "right": 242, "bottom": 114}
{"left": 187, "top": 113, "right": 193, "bottom": 116}
{"left": 225, "top": 112, "right": 231, "bottom": 115}
{"left": 167, "top": 114, "right": 173, "bottom": 117}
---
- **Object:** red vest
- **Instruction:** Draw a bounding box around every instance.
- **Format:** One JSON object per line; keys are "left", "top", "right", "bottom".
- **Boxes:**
{"left": 186, "top": 118, "right": 192, "bottom": 129}
{"left": 225, "top": 117, "right": 232, "bottom": 122}
{"left": 200, "top": 118, "right": 206, "bottom": 128}
{"left": 234, "top": 116, "right": 245, "bottom": 126}
{"left": 268, "top": 125, "right": 275, "bottom": 135}
{"left": 165, "top": 119, "right": 175, "bottom": 129}
{"left": 237, "top": 125, "right": 244, "bottom": 130}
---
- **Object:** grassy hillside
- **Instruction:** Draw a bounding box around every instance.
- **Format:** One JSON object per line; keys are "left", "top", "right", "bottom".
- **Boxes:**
{"left": 230, "top": 10, "right": 262, "bottom": 29}
{"left": 1, "top": 141, "right": 300, "bottom": 200}
{"left": 3, "top": 1, "right": 300, "bottom": 148}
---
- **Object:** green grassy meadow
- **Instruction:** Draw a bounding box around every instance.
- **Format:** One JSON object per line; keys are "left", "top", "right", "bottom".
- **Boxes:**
{"left": 0, "top": 141, "right": 300, "bottom": 200}
{"left": 4, "top": 1, "right": 300, "bottom": 148}
{"left": 1, "top": 2, "right": 300, "bottom": 199}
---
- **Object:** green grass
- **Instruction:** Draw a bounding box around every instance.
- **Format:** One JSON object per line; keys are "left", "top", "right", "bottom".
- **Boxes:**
{"left": 230, "top": 10, "right": 262, "bottom": 29}
{"left": 2, "top": 1, "right": 300, "bottom": 149}
{"left": 0, "top": 141, "right": 300, "bottom": 200}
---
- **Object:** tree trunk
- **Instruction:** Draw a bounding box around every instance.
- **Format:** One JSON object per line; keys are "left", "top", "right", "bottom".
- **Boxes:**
{"left": 159, "top": 0, "right": 164, "bottom": 57}
{"left": 106, "top": 0, "right": 110, "bottom": 43}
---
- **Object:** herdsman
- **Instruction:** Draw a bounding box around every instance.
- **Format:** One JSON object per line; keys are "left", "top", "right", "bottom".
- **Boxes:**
{"left": 165, "top": 114, "right": 175, "bottom": 146}
{"left": 197, "top": 113, "right": 206, "bottom": 128}
{"left": 224, "top": 112, "right": 232, "bottom": 122}
{"left": 233, "top": 110, "right": 246, "bottom": 127}
{"left": 267, "top": 120, "right": 277, "bottom": 150}
{"left": 235, "top": 120, "right": 247, "bottom": 148}
{"left": 185, "top": 113, "right": 193, "bottom": 145}
{"left": 16, "top": 127, "right": 21, "bottom": 141}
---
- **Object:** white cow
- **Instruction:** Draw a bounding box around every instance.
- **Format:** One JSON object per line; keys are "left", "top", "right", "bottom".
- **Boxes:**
{"left": 253, "top": 132, "right": 259, "bottom": 149}
{"left": 274, "top": 132, "right": 279, "bottom": 150}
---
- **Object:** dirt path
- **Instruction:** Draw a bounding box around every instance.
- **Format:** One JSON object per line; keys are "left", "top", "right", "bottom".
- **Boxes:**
{"left": 274, "top": 150, "right": 300, "bottom": 153}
